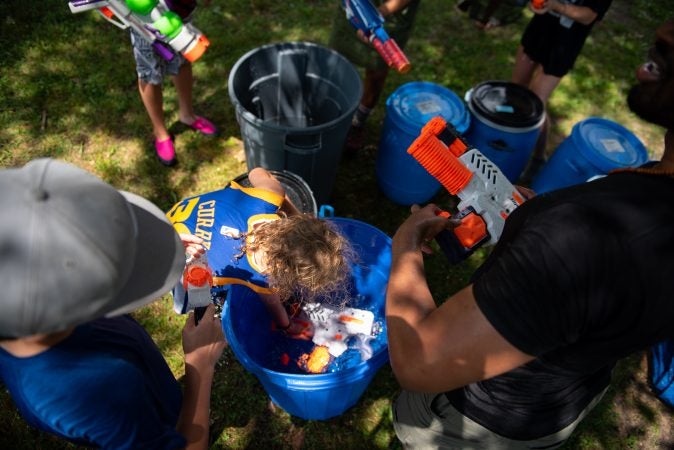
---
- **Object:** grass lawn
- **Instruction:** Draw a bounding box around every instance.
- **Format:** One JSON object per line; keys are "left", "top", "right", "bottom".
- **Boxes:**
{"left": 1, "top": 0, "right": 673, "bottom": 448}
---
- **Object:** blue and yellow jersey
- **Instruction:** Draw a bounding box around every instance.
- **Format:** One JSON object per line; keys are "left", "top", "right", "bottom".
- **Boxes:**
{"left": 167, "top": 181, "right": 284, "bottom": 294}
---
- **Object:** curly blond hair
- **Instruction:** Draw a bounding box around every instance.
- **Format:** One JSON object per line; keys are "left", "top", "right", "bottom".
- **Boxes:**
{"left": 245, "top": 214, "right": 354, "bottom": 304}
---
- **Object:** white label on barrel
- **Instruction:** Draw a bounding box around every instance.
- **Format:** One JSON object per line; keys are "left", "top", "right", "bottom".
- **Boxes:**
{"left": 415, "top": 100, "right": 442, "bottom": 114}
{"left": 600, "top": 139, "right": 626, "bottom": 153}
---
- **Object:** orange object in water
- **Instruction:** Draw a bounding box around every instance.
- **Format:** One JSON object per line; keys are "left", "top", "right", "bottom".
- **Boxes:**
{"left": 338, "top": 315, "right": 364, "bottom": 324}
{"left": 298, "top": 346, "right": 331, "bottom": 374}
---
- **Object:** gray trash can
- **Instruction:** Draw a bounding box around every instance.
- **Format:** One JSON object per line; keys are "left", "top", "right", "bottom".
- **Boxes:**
{"left": 228, "top": 42, "right": 363, "bottom": 204}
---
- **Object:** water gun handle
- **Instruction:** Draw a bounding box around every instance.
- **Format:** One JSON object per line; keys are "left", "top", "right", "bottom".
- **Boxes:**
{"left": 434, "top": 208, "right": 489, "bottom": 264}
{"left": 151, "top": 41, "right": 176, "bottom": 61}
{"left": 194, "top": 306, "right": 207, "bottom": 325}
{"left": 435, "top": 230, "right": 475, "bottom": 265}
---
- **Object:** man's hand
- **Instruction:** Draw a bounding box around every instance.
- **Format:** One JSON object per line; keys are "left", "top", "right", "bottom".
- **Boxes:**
{"left": 393, "top": 204, "right": 461, "bottom": 254}
{"left": 182, "top": 304, "right": 227, "bottom": 370}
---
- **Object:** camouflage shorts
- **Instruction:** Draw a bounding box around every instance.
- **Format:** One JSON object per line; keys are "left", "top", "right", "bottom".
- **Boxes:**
{"left": 130, "top": 30, "right": 186, "bottom": 84}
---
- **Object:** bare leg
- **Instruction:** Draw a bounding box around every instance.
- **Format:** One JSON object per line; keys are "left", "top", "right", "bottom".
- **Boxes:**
{"left": 476, "top": 0, "right": 504, "bottom": 28}
{"left": 138, "top": 80, "right": 170, "bottom": 141}
{"left": 528, "top": 72, "right": 562, "bottom": 159}
{"left": 528, "top": 72, "right": 562, "bottom": 105}
{"left": 361, "top": 67, "right": 390, "bottom": 110}
{"left": 511, "top": 46, "right": 537, "bottom": 87}
{"left": 344, "top": 67, "right": 391, "bottom": 153}
{"left": 172, "top": 62, "right": 197, "bottom": 125}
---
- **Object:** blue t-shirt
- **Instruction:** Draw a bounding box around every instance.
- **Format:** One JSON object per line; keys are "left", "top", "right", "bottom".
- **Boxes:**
{"left": 0, "top": 316, "right": 185, "bottom": 449}
{"left": 167, "top": 181, "right": 285, "bottom": 296}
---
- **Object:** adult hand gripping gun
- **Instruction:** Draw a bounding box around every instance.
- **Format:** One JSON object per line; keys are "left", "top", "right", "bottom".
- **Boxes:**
{"left": 342, "top": 0, "right": 411, "bottom": 73}
{"left": 68, "top": 0, "right": 210, "bottom": 62}
{"left": 407, "top": 116, "right": 526, "bottom": 264}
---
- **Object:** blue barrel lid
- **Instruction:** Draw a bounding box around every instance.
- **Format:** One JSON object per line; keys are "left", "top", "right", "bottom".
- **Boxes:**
{"left": 385, "top": 81, "right": 470, "bottom": 136}
{"left": 571, "top": 117, "right": 649, "bottom": 173}
{"left": 467, "top": 80, "right": 544, "bottom": 129}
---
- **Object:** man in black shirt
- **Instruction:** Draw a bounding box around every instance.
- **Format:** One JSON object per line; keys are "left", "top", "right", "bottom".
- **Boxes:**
{"left": 387, "top": 18, "right": 674, "bottom": 449}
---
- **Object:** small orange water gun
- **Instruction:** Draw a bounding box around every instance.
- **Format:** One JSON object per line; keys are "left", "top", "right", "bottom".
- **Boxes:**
{"left": 407, "top": 116, "right": 526, "bottom": 263}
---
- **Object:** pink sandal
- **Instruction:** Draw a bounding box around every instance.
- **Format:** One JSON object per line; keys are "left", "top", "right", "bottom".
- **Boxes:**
{"left": 155, "top": 136, "right": 177, "bottom": 166}
{"left": 184, "top": 116, "right": 218, "bottom": 136}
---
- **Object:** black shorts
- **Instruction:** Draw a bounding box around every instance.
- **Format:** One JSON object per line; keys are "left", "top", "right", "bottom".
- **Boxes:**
{"left": 521, "top": 13, "right": 593, "bottom": 78}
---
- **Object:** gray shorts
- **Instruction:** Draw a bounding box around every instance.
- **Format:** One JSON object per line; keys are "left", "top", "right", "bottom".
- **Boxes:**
{"left": 392, "top": 388, "right": 607, "bottom": 450}
{"left": 130, "top": 30, "right": 186, "bottom": 85}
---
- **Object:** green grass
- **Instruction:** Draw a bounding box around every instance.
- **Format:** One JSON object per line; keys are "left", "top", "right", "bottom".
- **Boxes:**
{"left": 1, "top": 0, "right": 673, "bottom": 448}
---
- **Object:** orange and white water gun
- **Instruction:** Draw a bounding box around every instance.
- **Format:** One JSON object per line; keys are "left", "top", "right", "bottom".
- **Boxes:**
{"left": 407, "top": 116, "right": 526, "bottom": 263}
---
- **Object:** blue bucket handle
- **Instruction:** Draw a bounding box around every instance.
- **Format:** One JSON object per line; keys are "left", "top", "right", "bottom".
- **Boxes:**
{"left": 319, "top": 204, "right": 334, "bottom": 218}
{"left": 488, "top": 139, "right": 516, "bottom": 153}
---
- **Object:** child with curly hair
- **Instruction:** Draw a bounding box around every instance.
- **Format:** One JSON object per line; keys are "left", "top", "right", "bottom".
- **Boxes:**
{"left": 167, "top": 168, "right": 353, "bottom": 338}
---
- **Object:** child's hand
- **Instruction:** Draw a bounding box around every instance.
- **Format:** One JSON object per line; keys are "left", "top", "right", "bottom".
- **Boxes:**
{"left": 274, "top": 309, "right": 314, "bottom": 340}
{"left": 180, "top": 233, "right": 205, "bottom": 260}
{"left": 284, "top": 317, "right": 315, "bottom": 340}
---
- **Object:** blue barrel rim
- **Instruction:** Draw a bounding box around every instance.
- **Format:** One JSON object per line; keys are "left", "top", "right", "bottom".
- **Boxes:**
{"left": 466, "top": 95, "right": 545, "bottom": 134}
{"left": 221, "top": 217, "right": 391, "bottom": 386}
{"left": 385, "top": 81, "right": 471, "bottom": 136}
{"left": 570, "top": 117, "right": 649, "bottom": 173}
{"left": 465, "top": 81, "right": 545, "bottom": 133}
{"left": 228, "top": 41, "right": 363, "bottom": 134}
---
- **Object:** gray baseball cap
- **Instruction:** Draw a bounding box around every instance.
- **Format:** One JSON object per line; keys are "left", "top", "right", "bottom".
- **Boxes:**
{"left": 0, "top": 159, "right": 185, "bottom": 338}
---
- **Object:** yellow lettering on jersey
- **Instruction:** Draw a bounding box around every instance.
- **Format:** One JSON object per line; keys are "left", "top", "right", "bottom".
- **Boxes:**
{"left": 194, "top": 200, "right": 216, "bottom": 250}
{"left": 166, "top": 198, "right": 200, "bottom": 224}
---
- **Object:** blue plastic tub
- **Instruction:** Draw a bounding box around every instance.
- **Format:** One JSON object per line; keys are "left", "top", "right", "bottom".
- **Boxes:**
{"left": 376, "top": 81, "right": 471, "bottom": 205}
{"left": 221, "top": 217, "right": 391, "bottom": 420}
{"left": 464, "top": 81, "right": 545, "bottom": 182}
{"left": 531, "top": 117, "right": 649, "bottom": 194}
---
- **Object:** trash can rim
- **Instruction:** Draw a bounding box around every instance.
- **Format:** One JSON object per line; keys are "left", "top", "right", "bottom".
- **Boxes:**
{"left": 227, "top": 41, "right": 363, "bottom": 133}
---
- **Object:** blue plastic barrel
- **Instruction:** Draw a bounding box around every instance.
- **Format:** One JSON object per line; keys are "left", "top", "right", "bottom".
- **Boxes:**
{"left": 464, "top": 81, "right": 545, "bottom": 182}
{"left": 376, "top": 81, "right": 471, "bottom": 205}
{"left": 221, "top": 217, "right": 391, "bottom": 420}
{"left": 531, "top": 117, "right": 649, "bottom": 194}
